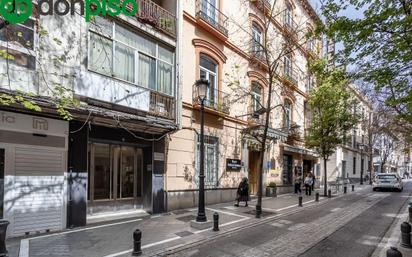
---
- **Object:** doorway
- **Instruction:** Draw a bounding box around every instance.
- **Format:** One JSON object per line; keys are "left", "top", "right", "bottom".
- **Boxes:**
{"left": 248, "top": 151, "right": 260, "bottom": 195}
{"left": 89, "top": 143, "right": 143, "bottom": 213}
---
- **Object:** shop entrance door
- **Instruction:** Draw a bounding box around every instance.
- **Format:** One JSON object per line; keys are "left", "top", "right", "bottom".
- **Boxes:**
{"left": 248, "top": 151, "right": 260, "bottom": 195}
{"left": 90, "top": 143, "right": 143, "bottom": 212}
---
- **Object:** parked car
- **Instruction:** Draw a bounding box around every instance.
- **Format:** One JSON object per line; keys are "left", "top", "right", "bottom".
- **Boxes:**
{"left": 372, "top": 173, "right": 403, "bottom": 192}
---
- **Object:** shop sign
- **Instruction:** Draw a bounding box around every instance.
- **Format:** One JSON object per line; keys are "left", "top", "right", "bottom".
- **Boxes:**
{"left": 226, "top": 159, "right": 242, "bottom": 171}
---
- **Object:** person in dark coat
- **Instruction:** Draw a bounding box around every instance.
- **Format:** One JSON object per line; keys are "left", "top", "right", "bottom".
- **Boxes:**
{"left": 235, "top": 177, "right": 249, "bottom": 207}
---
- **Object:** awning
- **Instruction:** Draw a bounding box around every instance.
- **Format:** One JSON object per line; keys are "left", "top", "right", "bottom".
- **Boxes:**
{"left": 243, "top": 125, "right": 289, "bottom": 142}
{"left": 283, "top": 143, "right": 319, "bottom": 157}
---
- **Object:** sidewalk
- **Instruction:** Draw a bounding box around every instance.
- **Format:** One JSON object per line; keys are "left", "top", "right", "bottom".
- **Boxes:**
{"left": 6, "top": 185, "right": 369, "bottom": 257}
{"left": 372, "top": 183, "right": 412, "bottom": 257}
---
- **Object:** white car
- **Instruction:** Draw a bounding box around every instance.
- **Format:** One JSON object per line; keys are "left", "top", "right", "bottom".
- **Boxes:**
{"left": 372, "top": 173, "right": 403, "bottom": 192}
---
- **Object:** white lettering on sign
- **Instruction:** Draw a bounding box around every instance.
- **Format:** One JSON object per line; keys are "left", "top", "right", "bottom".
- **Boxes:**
{"left": 33, "top": 118, "right": 48, "bottom": 130}
{"left": 0, "top": 112, "right": 15, "bottom": 124}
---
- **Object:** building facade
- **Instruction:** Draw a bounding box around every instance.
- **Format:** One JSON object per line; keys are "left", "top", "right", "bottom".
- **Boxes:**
{"left": 321, "top": 85, "right": 373, "bottom": 184}
{"left": 0, "top": 0, "right": 179, "bottom": 237}
{"left": 166, "top": 0, "right": 321, "bottom": 210}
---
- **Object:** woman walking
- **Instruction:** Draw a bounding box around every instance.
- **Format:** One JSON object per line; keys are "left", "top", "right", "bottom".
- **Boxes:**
{"left": 294, "top": 172, "right": 302, "bottom": 194}
{"left": 304, "top": 173, "right": 313, "bottom": 196}
{"left": 235, "top": 177, "right": 249, "bottom": 207}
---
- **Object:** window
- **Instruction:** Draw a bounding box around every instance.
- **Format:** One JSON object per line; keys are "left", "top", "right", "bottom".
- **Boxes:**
{"left": 0, "top": 18, "right": 36, "bottom": 70}
{"left": 353, "top": 157, "right": 356, "bottom": 174}
{"left": 352, "top": 131, "right": 357, "bottom": 148}
{"left": 201, "top": 0, "right": 219, "bottom": 24}
{"left": 306, "top": 74, "right": 314, "bottom": 93}
{"left": 342, "top": 160, "right": 347, "bottom": 178}
{"left": 199, "top": 54, "right": 218, "bottom": 107}
{"left": 251, "top": 83, "right": 263, "bottom": 113}
{"left": 284, "top": 55, "right": 292, "bottom": 77}
{"left": 284, "top": 3, "right": 293, "bottom": 27}
{"left": 196, "top": 135, "right": 219, "bottom": 188}
{"left": 252, "top": 23, "right": 263, "bottom": 57}
{"left": 282, "top": 154, "right": 293, "bottom": 185}
{"left": 89, "top": 17, "right": 175, "bottom": 96}
{"left": 284, "top": 99, "right": 292, "bottom": 129}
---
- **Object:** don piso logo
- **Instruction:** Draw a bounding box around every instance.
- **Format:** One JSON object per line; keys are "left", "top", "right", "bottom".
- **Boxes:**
{"left": 0, "top": 0, "right": 139, "bottom": 24}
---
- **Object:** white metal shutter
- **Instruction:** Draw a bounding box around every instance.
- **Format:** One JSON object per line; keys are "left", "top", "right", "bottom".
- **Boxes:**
{"left": 12, "top": 147, "right": 65, "bottom": 235}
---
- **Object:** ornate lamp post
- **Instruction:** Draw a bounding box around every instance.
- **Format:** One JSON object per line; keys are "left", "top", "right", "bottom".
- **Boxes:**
{"left": 195, "top": 78, "right": 209, "bottom": 223}
{"left": 358, "top": 143, "right": 365, "bottom": 185}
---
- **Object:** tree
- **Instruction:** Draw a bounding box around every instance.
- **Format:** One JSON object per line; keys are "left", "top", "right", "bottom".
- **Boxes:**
{"left": 318, "top": 0, "right": 412, "bottom": 133}
{"left": 305, "top": 60, "right": 358, "bottom": 196}
{"left": 224, "top": 0, "right": 319, "bottom": 217}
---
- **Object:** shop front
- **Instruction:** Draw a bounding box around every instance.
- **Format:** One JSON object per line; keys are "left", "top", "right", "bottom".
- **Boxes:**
{"left": 0, "top": 111, "right": 68, "bottom": 237}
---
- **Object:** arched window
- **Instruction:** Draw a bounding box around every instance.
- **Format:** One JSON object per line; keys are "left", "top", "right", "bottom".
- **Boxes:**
{"left": 284, "top": 99, "right": 292, "bottom": 128}
{"left": 251, "top": 82, "right": 263, "bottom": 112}
{"left": 199, "top": 54, "right": 218, "bottom": 107}
{"left": 252, "top": 23, "right": 263, "bottom": 57}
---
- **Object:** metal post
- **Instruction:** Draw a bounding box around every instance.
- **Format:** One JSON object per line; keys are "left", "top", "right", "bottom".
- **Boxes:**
{"left": 328, "top": 189, "right": 331, "bottom": 198}
{"left": 0, "top": 220, "right": 9, "bottom": 257}
{"left": 387, "top": 247, "right": 403, "bottom": 257}
{"left": 401, "top": 222, "right": 412, "bottom": 248}
{"left": 299, "top": 195, "right": 303, "bottom": 207}
{"left": 352, "top": 184, "right": 355, "bottom": 192}
{"left": 315, "top": 192, "right": 319, "bottom": 202}
{"left": 196, "top": 99, "right": 207, "bottom": 223}
{"left": 344, "top": 186, "right": 347, "bottom": 194}
{"left": 213, "top": 212, "right": 219, "bottom": 231}
{"left": 132, "top": 229, "right": 142, "bottom": 256}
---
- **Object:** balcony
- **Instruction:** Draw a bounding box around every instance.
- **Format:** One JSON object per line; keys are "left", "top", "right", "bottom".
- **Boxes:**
{"left": 149, "top": 91, "right": 176, "bottom": 120}
{"left": 283, "top": 10, "right": 298, "bottom": 34}
{"left": 282, "top": 65, "right": 299, "bottom": 86}
{"left": 250, "top": 0, "right": 271, "bottom": 10}
{"left": 195, "top": 0, "right": 229, "bottom": 37}
{"left": 247, "top": 105, "right": 266, "bottom": 125}
{"left": 192, "top": 85, "right": 230, "bottom": 114}
{"left": 135, "top": 0, "right": 177, "bottom": 37}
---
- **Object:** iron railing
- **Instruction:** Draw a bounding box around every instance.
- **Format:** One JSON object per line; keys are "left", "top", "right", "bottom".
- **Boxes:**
{"left": 247, "top": 105, "right": 266, "bottom": 125}
{"left": 135, "top": 0, "right": 177, "bottom": 37}
{"left": 282, "top": 64, "right": 299, "bottom": 86}
{"left": 196, "top": 0, "right": 229, "bottom": 36}
{"left": 149, "top": 91, "right": 175, "bottom": 120}
{"left": 192, "top": 84, "right": 230, "bottom": 114}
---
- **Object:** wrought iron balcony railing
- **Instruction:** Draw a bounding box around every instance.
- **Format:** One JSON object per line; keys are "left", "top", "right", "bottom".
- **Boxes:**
{"left": 135, "top": 0, "right": 177, "bottom": 37}
{"left": 149, "top": 91, "right": 175, "bottom": 120}
{"left": 196, "top": 0, "right": 229, "bottom": 36}
{"left": 192, "top": 85, "right": 230, "bottom": 114}
{"left": 247, "top": 105, "right": 266, "bottom": 125}
{"left": 282, "top": 65, "right": 299, "bottom": 86}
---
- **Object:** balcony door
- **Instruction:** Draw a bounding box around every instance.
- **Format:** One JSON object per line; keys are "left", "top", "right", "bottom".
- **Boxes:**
{"left": 199, "top": 54, "right": 218, "bottom": 107}
{"left": 202, "top": 0, "right": 219, "bottom": 24}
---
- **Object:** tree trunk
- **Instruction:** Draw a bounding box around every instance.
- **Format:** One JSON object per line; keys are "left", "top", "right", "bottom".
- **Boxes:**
{"left": 323, "top": 158, "right": 328, "bottom": 196}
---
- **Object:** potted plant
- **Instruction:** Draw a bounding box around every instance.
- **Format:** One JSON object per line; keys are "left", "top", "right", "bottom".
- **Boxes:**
{"left": 265, "top": 182, "right": 277, "bottom": 197}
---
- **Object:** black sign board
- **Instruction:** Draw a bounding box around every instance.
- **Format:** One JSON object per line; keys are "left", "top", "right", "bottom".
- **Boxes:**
{"left": 226, "top": 159, "right": 242, "bottom": 171}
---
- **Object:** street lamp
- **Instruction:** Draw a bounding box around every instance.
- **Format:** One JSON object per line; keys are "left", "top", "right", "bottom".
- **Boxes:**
{"left": 195, "top": 78, "right": 209, "bottom": 223}
{"left": 358, "top": 143, "right": 365, "bottom": 185}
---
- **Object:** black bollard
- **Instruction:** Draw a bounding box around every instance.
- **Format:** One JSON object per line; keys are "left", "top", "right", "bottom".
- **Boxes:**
{"left": 352, "top": 184, "right": 355, "bottom": 191}
{"left": 387, "top": 246, "right": 403, "bottom": 257}
{"left": 0, "top": 220, "right": 9, "bottom": 257}
{"left": 213, "top": 212, "right": 219, "bottom": 231}
{"left": 315, "top": 192, "right": 319, "bottom": 202}
{"left": 344, "top": 186, "right": 347, "bottom": 194}
{"left": 401, "top": 222, "right": 412, "bottom": 248}
{"left": 328, "top": 189, "right": 332, "bottom": 198}
{"left": 409, "top": 205, "right": 412, "bottom": 223}
{"left": 298, "top": 196, "right": 303, "bottom": 207}
{"left": 132, "top": 229, "right": 142, "bottom": 256}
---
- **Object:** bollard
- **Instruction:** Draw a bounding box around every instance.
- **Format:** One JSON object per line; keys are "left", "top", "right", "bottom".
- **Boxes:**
{"left": 213, "top": 212, "right": 219, "bottom": 231}
{"left": 132, "top": 229, "right": 142, "bottom": 256}
{"left": 315, "top": 192, "right": 319, "bottom": 202}
{"left": 328, "top": 189, "right": 332, "bottom": 198}
{"left": 344, "top": 186, "right": 347, "bottom": 194}
{"left": 401, "top": 222, "right": 412, "bottom": 248}
{"left": 298, "top": 196, "right": 303, "bottom": 207}
{"left": 352, "top": 184, "right": 355, "bottom": 192}
{"left": 409, "top": 205, "right": 412, "bottom": 223}
{"left": 387, "top": 246, "right": 403, "bottom": 257}
{"left": 0, "top": 220, "right": 9, "bottom": 257}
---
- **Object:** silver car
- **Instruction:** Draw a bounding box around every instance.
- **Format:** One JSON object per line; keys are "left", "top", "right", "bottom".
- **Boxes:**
{"left": 372, "top": 173, "right": 403, "bottom": 192}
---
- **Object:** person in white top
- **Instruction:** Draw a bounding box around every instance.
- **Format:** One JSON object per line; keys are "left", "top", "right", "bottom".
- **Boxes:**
{"left": 304, "top": 174, "right": 313, "bottom": 196}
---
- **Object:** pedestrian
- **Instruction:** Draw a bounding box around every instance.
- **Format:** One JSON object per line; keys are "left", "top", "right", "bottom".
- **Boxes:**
{"left": 294, "top": 172, "right": 302, "bottom": 194}
{"left": 235, "top": 177, "right": 249, "bottom": 207}
{"left": 311, "top": 172, "right": 316, "bottom": 191}
{"left": 304, "top": 174, "right": 313, "bottom": 196}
